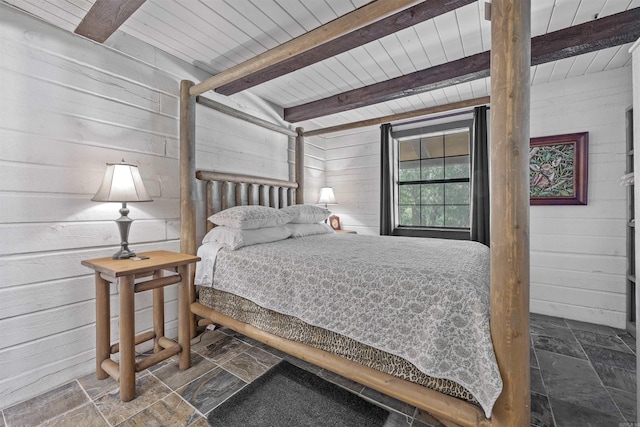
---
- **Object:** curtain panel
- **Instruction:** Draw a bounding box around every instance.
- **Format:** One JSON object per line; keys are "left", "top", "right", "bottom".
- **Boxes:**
{"left": 471, "top": 105, "right": 490, "bottom": 246}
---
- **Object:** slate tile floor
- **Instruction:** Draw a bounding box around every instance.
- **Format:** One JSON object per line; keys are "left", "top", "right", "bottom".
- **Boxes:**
{"left": 1, "top": 314, "right": 636, "bottom": 426}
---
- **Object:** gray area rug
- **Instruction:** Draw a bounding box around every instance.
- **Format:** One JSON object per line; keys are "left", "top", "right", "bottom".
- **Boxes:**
{"left": 207, "top": 361, "right": 392, "bottom": 426}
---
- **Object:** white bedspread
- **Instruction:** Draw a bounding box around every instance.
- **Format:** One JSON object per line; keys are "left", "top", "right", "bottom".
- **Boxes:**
{"left": 195, "top": 234, "right": 501, "bottom": 416}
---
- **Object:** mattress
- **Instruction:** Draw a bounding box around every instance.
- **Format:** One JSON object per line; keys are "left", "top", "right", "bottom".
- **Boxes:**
{"left": 195, "top": 233, "right": 501, "bottom": 416}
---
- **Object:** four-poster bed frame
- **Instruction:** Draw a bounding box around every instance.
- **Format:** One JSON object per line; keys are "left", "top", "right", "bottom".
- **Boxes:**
{"left": 177, "top": 1, "right": 531, "bottom": 425}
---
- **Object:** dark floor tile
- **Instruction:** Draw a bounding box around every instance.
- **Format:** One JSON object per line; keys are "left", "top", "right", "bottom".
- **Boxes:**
{"left": 619, "top": 332, "right": 637, "bottom": 355}
{"left": 153, "top": 352, "right": 216, "bottom": 391}
{"left": 531, "top": 314, "right": 568, "bottom": 329}
{"left": 533, "top": 334, "right": 587, "bottom": 360}
{"left": 117, "top": 392, "right": 206, "bottom": 427}
{"left": 221, "top": 351, "right": 272, "bottom": 383}
{"left": 3, "top": 381, "right": 89, "bottom": 427}
{"left": 582, "top": 343, "right": 636, "bottom": 372}
{"left": 565, "top": 319, "right": 623, "bottom": 337}
{"left": 531, "top": 367, "right": 546, "bottom": 396}
{"left": 592, "top": 363, "right": 637, "bottom": 393}
{"left": 283, "top": 355, "right": 323, "bottom": 374}
{"left": 317, "top": 369, "right": 365, "bottom": 394}
{"left": 196, "top": 335, "right": 250, "bottom": 365}
{"left": 531, "top": 345, "right": 539, "bottom": 368}
{"left": 77, "top": 372, "right": 121, "bottom": 400}
{"left": 549, "top": 397, "right": 624, "bottom": 427}
{"left": 573, "top": 329, "right": 633, "bottom": 354}
{"left": 606, "top": 387, "right": 637, "bottom": 423}
{"left": 412, "top": 409, "right": 446, "bottom": 426}
{"left": 531, "top": 392, "right": 554, "bottom": 427}
{"left": 177, "top": 367, "right": 246, "bottom": 415}
{"left": 41, "top": 403, "right": 107, "bottom": 427}
{"left": 537, "top": 350, "right": 620, "bottom": 417}
{"left": 95, "top": 375, "right": 171, "bottom": 425}
{"left": 361, "top": 387, "right": 415, "bottom": 416}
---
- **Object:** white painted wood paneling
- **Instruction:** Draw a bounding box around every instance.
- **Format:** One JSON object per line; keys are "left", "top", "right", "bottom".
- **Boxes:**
{"left": 0, "top": 4, "right": 323, "bottom": 410}
{"left": 324, "top": 66, "right": 632, "bottom": 328}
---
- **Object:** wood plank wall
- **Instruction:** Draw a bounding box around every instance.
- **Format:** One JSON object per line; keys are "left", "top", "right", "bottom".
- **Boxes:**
{"left": 324, "top": 67, "right": 632, "bottom": 328}
{"left": 0, "top": 4, "right": 323, "bottom": 409}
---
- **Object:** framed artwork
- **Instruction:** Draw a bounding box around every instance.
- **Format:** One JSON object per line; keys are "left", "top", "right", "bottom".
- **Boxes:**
{"left": 328, "top": 215, "right": 342, "bottom": 230}
{"left": 529, "top": 132, "right": 588, "bottom": 205}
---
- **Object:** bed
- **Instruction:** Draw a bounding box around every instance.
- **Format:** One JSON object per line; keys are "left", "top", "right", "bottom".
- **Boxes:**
{"left": 194, "top": 226, "right": 501, "bottom": 417}
{"left": 178, "top": 2, "right": 531, "bottom": 426}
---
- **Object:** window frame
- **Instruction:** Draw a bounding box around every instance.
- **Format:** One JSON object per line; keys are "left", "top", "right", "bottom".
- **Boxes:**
{"left": 391, "top": 119, "right": 473, "bottom": 240}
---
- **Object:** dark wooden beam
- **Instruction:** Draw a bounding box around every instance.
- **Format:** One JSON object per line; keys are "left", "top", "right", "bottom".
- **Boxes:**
{"left": 285, "top": 8, "right": 640, "bottom": 122}
{"left": 74, "top": 0, "right": 146, "bottom": 43}
{"left": 216, "top": 0, "right": 475, "bottom": 96}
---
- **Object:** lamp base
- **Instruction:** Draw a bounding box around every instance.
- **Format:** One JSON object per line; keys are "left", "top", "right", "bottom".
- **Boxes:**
{"left": 112, "top": 202, "right": 137, "bottom": 260}
{"left": 112, "top": 247, "right": 137, "bottom": 260}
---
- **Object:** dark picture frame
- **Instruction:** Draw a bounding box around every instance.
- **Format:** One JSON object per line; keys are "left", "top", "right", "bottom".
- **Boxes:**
{"left": 529, "top": 132, "right": 588, "bottom": 205}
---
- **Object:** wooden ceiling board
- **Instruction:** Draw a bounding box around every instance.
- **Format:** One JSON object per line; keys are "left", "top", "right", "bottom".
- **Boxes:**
{"left": 378, "top": 34, "right": 418, "bottom": 75}
{"left": 4, "top": 0, "right": 75, "bottom": 30}
{"left": 455, "top": 3, "right": 484, "bottom": 57}
{"left": 151, "top": 0, "right": 254, "bottom": 66}
{"left": 564, "top": 51, "right": 599, "bottom": 79}
{"left": 273, "top": 0, "right": 322, "bottom": 31}
{"left": 530, "top": 0, "right": 556, "bottom": 37}
{"left": 607, "top": 43, "right": 634, "bottom": 69}
{"left": 547, "top": 57, "right": 577, "bottom": 83}
{"left": 413, "top": 19, "right": 448, "bottom": 67}
{"left": 587, "top": 45, "right": 624, "bottom": 74}
{"left": 432, "top": 8, "right": 465, "bottom": 62}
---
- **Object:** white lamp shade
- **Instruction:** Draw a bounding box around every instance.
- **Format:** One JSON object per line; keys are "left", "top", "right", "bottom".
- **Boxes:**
{"left": 317, "top": 187, "right": 337, "bottom": 205}
{"left": 92, "top": 162, "right": 152, "bottom": 202}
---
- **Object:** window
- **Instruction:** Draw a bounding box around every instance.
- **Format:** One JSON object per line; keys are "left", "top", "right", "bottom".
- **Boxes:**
{"left": 394, "top": 120, "right": 472, "bottom": 236}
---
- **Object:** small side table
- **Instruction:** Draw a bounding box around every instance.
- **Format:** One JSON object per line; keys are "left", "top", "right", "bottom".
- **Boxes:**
{"left": 335, "top": 229, "right": 357, "bottom": 234}
{"left": 81, "top": 250, "right": 200, "bottom": 402}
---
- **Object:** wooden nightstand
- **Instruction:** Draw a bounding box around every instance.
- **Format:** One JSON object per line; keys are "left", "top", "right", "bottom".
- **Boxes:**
{"left": 335, "top": 229, "right": 357, "bottom": 234}
{"left": 81, "top": 250, "right": 200, "bottom": 402}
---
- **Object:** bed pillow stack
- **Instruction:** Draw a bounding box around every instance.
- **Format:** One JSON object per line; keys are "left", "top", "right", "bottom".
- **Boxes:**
{"left": 204, "top": 206, "right": 293, "bottom": 249}
{"left": 281, "top": 204, "right": 334, "bottom": 237}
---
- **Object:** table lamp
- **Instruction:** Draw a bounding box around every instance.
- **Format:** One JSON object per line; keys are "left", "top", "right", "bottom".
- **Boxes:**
{"left": 92, "top": 161, "right": 152, "bottom": 259}
{"left": 317, "top": 187, "right": 337, "bottom": 209}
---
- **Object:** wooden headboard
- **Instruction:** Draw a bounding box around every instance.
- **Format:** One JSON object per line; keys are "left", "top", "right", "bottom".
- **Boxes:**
{"left": 196, "top": 170, "right": 299, "bottom": 232}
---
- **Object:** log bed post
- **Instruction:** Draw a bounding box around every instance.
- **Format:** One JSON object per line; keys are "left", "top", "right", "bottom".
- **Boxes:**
{"left": 489, "top": 0, "right": 531, "bottom": 426}
{"left": 295, "top": 127, "right": 305, "bottom": 204}
{"left": 180, "top": 80, "right": 197, "bottom": 337}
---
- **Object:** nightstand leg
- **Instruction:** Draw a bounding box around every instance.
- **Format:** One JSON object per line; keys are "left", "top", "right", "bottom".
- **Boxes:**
{"left": 119, "top": 275, "right": 136, "bottom": 402}
{"left": 95, "top": 272, "right": 110, "bottom": 380}
{"left": 152, "top": 270, "right": 164, "bottom": 353}
{"left": 178, "top": 264, "right": 191, "bottom": 370}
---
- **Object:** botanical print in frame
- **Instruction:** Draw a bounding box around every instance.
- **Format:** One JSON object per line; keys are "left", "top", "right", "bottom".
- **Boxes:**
{"left": 529, "top": 132, "right": 588, "bottom": 205}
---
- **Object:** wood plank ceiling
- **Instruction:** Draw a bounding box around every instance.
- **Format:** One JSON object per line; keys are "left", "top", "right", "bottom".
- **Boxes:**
{"left": 4, "top": 0, "right": 638, "bottom": 130}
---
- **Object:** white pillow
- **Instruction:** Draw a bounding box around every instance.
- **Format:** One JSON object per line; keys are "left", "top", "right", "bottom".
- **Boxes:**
{"left": 208, "top": 206, "right": 292, "bottom": 230}
{"left": 281, "top": 204, "right": 330, "bottom": 224}
{"left": 286, "top": 223, "right": 334, "bottom": 238}
{"left": 202, "top": 225, "right": 292, "bottom": 250}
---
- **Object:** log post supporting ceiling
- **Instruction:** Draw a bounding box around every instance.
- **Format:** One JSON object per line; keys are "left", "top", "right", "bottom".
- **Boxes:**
{"left": 284, "top": 8, "right": 640, "bottom": 123}
{"left": 216, "top": 0, "right": 475, "bottom": 96}
{"left": 74, "top": 0, "right": 146, "bottom": 43}
{"left": 188, "top": 0, "right": 424, "bottom": 97}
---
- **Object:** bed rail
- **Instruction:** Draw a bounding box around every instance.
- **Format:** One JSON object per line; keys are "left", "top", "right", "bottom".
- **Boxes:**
{"left": 196, "top": 170, "right": 298, "bottom": 232}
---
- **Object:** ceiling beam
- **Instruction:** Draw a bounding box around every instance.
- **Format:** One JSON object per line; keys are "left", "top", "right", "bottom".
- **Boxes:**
{"left": 216, "top": 0, "right": 475, "bottom": 96}
{"left": 305, "top": 96, "right": 490, "bottom": 137}
{"left": 74, "top": 0, "right": 146, "bottom": 43}
{"left": 189, "top": 0, "right": 423, "bottom": 97}
{"left": 285, "top": 8, "right": 640, "bottom": 123}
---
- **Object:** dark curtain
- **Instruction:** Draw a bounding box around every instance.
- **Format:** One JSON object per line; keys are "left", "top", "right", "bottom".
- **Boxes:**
{"left": 380, "top": 123, "right": 394, "bottom": 235}
{"left": 471, "top": 105, "right": 490, "bottom": 246}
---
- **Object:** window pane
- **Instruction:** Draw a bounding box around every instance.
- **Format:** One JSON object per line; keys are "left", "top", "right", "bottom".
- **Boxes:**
{"left": 421, "top": 158, "right": 444, "bottom": 180}
{"left": 421, "top": 206, "right": 444, "bottom": 227}
{"left": 421, "top": 184, "right": 443, "bottom": 204}
{"left": 399, "top": 139, "right": 420, "bottom": 161}
{"left": 445, "top": 155, "right": 470, "bottom": 179}
{"left": 444, "top": 131, "right": 469, "bottom": 157}
{"left": 445, "top": 182, "right": 470, "bottom": 204}
{"left": 399, "top": 205, "right": 421, "bottom": 226}
{"left": 421, "top": 136, "right": 444, "bottom": 159}
{"left": 399, "top": 184, "right": 420, "bottom": 205}
{"left": 399, "top": 160, "right": 420, "bottom": 181}
{"left": 445, "top": 205, "right": 470, "bottom": 228}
